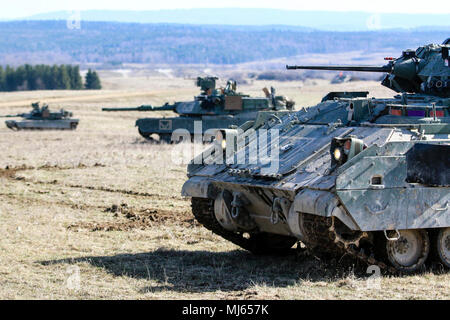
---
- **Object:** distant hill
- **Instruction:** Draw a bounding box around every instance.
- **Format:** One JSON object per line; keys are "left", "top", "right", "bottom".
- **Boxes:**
{"left": 23, "top": 9, "right": 450, "bottom": 31}
{"left": 0, "top": 21, "right": 448, "bottom": 66}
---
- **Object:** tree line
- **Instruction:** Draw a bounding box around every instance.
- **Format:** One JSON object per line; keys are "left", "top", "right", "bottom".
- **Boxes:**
{"left": 0, "top": 64, "right": 101, "bottom": 91}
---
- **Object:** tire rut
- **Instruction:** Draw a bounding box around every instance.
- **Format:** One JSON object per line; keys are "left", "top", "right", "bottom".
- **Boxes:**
{"left": 1, "top": 164, "right": 184, "bottom": 201}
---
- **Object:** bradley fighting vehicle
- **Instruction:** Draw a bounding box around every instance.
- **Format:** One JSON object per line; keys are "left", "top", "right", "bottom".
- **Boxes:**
{"left": 1, "top": 102, "right": 79, "bottom": 130}
{"left": 102, "top": 77, "right": 294, "bottom": 143}
{"left": 182, "top": 39, "right": 450, "bottom": 273}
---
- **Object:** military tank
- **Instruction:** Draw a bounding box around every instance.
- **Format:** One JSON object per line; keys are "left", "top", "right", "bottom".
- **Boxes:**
{"left": 102, "top": 77, "right": 294, "bottom": 143}
{"left": 181, "top": 40, "right": 450, "bottom": 273}
{"left": 1, "top": 102, "right": 79, "bottom": 130}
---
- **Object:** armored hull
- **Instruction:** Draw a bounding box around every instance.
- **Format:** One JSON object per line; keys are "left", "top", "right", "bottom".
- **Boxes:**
{"left": 136, "top": 111, "right": 278, "bottom": 142}
{"left": 183, "top": 95, "right": 450, "bottom": 273}
{"left": 182, "top": 41, "right": 450, "bottom": 273}
{"left": 5, "top": 119, "right": 79, "bottom": 130}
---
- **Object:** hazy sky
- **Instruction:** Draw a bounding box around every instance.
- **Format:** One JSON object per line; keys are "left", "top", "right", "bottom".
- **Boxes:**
{"left": 1, "top": 0, "right": 449, "bottom": 19}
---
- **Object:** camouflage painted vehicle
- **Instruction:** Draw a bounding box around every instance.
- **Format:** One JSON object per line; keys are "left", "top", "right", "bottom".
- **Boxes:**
{"left": 182, "top": 40, "right": 450, "bottom": 273}
{"left": 102, "top": 77, "right": 294, "bottom": 142}
{"left": 1, "top": 102, "right": 79, "bottom": 130}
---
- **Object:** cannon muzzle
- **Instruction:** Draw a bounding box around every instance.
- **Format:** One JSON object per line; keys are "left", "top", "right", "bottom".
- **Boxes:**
{"left": 286, "top": 65, "right": 392, "bottom": 73}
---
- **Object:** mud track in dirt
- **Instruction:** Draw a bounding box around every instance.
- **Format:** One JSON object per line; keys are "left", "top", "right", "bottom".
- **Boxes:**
{"left": 0, "top": 166, "right": 28, "bottom": 180}
{"left": 0, "top": 163, "right": 105, "bottom": 177}
{"left": 0, "top": 164, "right": 183, "bottom": 200}
{"left": 0, "top": 165, "right": 192, "bottom": 230}
{"left": 22, "top": 179, "right": 183, "bottom": 200}
{"left": 68, "top": 203, "right": 195, "bottom": 231}
{"left": 0, "top": 192, "right": 103, "bottom": 211}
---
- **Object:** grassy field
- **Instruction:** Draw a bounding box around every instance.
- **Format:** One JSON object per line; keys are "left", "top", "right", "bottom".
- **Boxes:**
{"left": 0, "top": 76, "right": 448, "bottom": 300}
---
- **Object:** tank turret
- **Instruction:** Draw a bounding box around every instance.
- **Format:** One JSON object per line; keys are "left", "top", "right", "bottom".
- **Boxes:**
{"left": 287, "top": 41, "right": 450, "bottom": 97}
{"left": 102, "top": 77, "right": 295, "bottom": 142}
{"left": 196, "top": 76, "right": 218, "bottom": 94}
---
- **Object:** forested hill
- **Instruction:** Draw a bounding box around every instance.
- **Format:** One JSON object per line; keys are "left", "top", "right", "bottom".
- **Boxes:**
{"left": 0, "top": 21, "right": 448, "bottom": 66}
{"left": 22, "top": 9, "right": 450, "bottom": 31}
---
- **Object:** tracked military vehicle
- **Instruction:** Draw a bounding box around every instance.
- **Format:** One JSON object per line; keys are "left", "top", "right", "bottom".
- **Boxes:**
{"left": 182, "top": 40, "right": 450, "bottom": 273}
{"left": 1, "top": 102, "right": 79, "bottom": 130}
{"left": 102, "top": 77, "right": 294, "bottom": 142}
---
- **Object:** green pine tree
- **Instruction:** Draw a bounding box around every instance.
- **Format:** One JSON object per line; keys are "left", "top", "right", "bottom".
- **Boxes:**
{"left": 47, "top": 65, "right": 59, "bottom": 89}
{"left": 14, "top": 66, "right": 28, "bottom": 90}
{"left": 24, "top": 64, "right": 38, "bottom": 90}
{"left": 42, "top": 65, "right": 53, "bottom": 90}
{"left": 84, "top": 69, "right": 102, "bottom": 90}
{"left": 5, "top": 66, "right": 17, "bottom": 91}
{"left": 33, "top": 64, "right": 46, "bottom": 90}
{"left": 57, "top": 65, "right": 71, "bottom": 89}
{"left": 0, "top": 66, "right": 5, "bottom": 91}
{"left": 69, "top": 65, "right": 83, "bottom": 90}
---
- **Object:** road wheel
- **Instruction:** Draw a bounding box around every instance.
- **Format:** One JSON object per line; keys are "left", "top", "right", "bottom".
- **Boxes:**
{"left": 159, "top": 133, "right": 172, "bottom": 144}
{"left": 138, "top": 129, "right": 152, "bottom": 141}
{"left": 386, "top": 229, "right": 430, "bottom": 273}
{"left": 433, "top": 228, "right": 450, "bottom": 268}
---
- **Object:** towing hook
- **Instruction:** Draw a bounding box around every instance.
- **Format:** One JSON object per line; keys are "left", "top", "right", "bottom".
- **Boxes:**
{"left": 384, "top": 229, "right": 401, "bottom": 241}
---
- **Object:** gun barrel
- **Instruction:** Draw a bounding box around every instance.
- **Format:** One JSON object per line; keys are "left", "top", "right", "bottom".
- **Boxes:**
{"left": 102, "top": 105, "right": 153, "bottom": 112}
{"left": 102, "top": 104, "right": 175, "bottom": 112}
{"left": 286, "top": 65, "right": 392, "bottom": 73}
{"left": 0, "top": 114, "right": 21, "bottom": 118}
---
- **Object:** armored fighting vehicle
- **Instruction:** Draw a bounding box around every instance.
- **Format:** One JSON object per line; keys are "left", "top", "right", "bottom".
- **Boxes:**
{"left": 182, "top": 40, "right": 450, "bottom": 273}
{"left": 102, "top": 77, "right": 294, "bottom": 142}
{"left": 1, "top": 102, "right": 79, "bottom": 130}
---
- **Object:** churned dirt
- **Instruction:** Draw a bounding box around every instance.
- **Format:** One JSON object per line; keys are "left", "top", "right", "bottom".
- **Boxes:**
{"left": 67, "top": 203, "right": 195, "bottom": 231}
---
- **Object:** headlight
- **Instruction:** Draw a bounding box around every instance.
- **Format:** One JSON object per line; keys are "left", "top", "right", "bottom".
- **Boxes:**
{"left": 333, "top": 147, "right": 343, "bottom": 161}
{"left": 213, "top": 128, "right": 239, "bottom": 153}
{"left": 331, "top": 136, "right": 364, "bottom": 167}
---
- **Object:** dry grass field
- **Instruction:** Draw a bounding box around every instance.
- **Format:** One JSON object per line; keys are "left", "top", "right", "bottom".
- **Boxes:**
{"left": 0, "top": 74, "right": 448, "bottom": 300}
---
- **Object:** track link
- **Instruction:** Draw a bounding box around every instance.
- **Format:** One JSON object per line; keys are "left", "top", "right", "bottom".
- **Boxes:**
{"left": 287, "top": 212, "right": 400, "bottom": 274}
{"left": 192, "top": 197, "right": 405, "bottom": 273}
